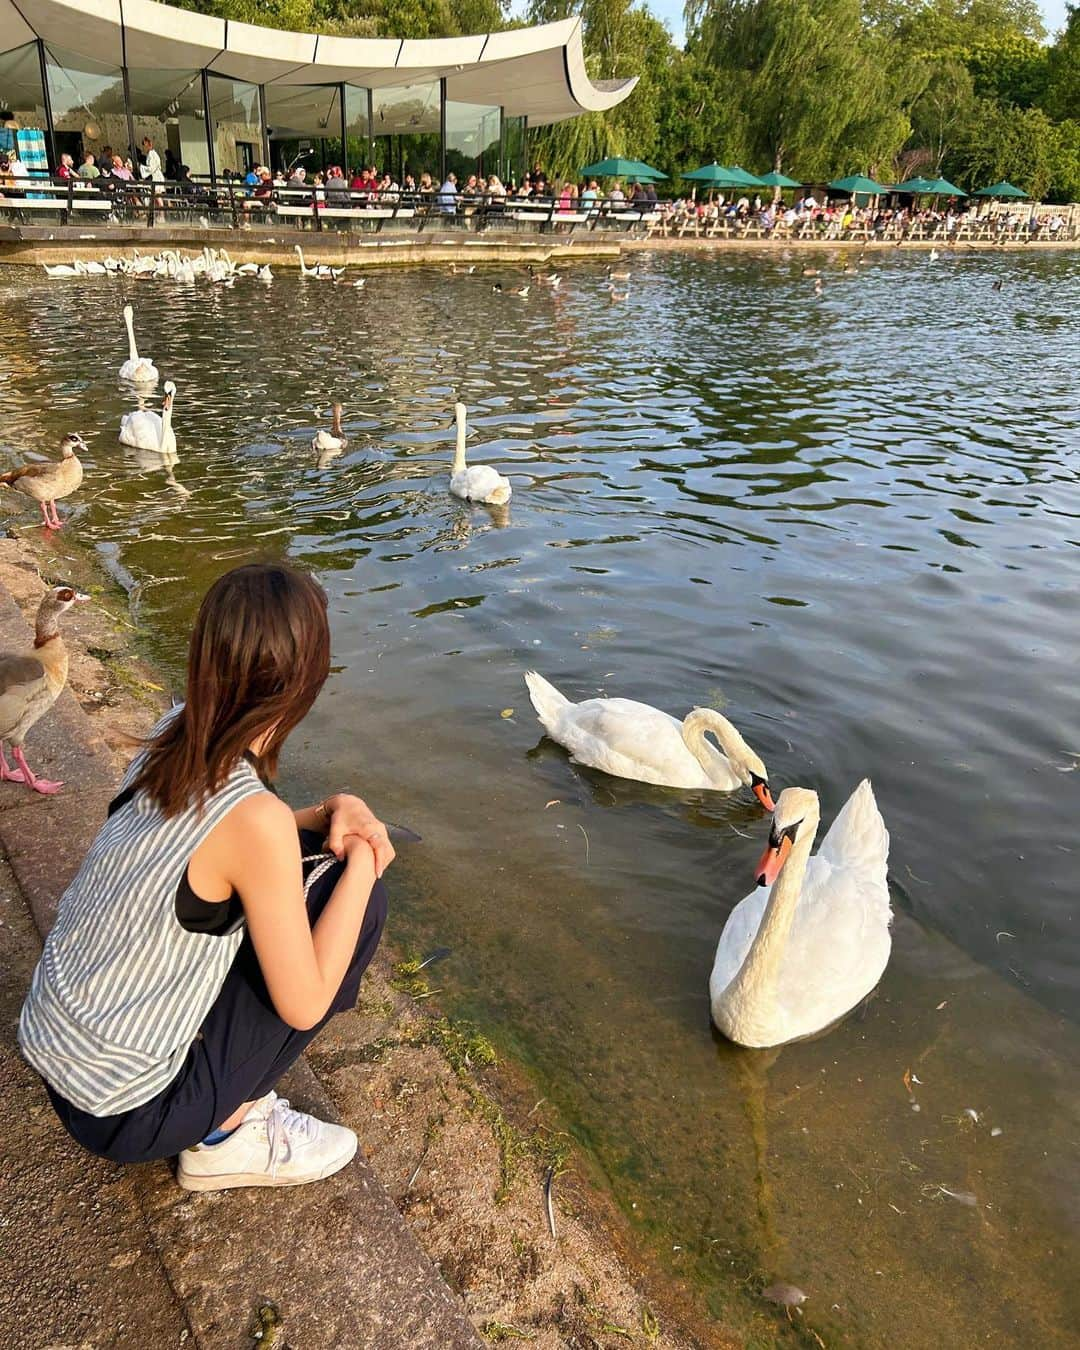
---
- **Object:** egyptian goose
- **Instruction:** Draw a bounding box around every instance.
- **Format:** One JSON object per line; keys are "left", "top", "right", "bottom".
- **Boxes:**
{"left": 0, "top": 434, "right": 86, "bottom": 529}
{"left": 0, "top": 585, "right": 86, "bottom": 794}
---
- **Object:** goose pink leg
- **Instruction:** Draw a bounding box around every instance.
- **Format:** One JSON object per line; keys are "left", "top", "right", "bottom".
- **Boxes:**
{"left": 38, "top": 501, "right": 56, "bottom": 530}
{"left": 0, "top": 743, "right": 25, "bottom": 783}
{"left": 11, "top": 745, "right": 62, "bottom": 795}
{"left": 47, "top": 501, "right": 63, "bottom": 529}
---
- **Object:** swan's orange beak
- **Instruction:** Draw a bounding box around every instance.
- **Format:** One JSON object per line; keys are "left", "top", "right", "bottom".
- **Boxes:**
{"left": 752, "top": 779, "right": 776, "bottom": 812}
{"left": 755, "top": 834, "right": 792, "bottom": 887}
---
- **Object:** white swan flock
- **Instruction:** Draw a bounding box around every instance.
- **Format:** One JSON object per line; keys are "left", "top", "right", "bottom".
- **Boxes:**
{"left": 70, "top": 259, "right": 892, "bottom": 1052}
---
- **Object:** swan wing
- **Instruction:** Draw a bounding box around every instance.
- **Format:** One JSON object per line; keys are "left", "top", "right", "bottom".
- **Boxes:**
{"left": 552, "top": 699, "right": 710, "bottom": 786}
{"left": 450, "top": 464, "right": 511, "bottom": 504}
{"left": 817, "top": 779, "right": 890, "bottom": 887}
{"left": 119, "top": 411, "right": 163, "bottom": 451}
{"left": 709, "top": 886, "right": 769, "bottom": 1003}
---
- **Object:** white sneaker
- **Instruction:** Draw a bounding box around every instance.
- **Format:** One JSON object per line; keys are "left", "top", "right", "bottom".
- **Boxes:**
{"left": 177, "top": 1092, "right": 357, "bottom": 1192}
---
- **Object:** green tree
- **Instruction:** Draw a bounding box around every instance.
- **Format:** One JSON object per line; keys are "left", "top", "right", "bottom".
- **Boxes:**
{"left": 1044, "top": 5, "right": 1080, "bottom": 120}
{"left": 686, "top": 0, "right": 915, "bottom": 178}
{"left": 907, "top": 57, "right": 976, "bottom": 173}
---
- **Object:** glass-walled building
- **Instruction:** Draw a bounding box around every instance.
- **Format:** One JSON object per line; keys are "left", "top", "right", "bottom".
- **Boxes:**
{"left": 0, "top": 0, "right": 636, "bottom": 184}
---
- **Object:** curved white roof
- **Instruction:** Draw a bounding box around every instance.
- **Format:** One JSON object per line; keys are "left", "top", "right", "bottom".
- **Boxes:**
{"left": 0, "top": 0, "right": 637, "bottom": 125}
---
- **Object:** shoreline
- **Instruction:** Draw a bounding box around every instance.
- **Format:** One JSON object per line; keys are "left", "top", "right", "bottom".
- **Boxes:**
{"left": 0, "top": 521, "right": 731, "bottom": 1349}
{"left": 0, "top": 225, "right": 1077, "bottom": 272}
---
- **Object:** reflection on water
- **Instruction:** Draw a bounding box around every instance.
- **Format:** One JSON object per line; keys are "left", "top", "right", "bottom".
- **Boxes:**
{"left": 2, "top": 250, "right": 1078, "bottom": 1345}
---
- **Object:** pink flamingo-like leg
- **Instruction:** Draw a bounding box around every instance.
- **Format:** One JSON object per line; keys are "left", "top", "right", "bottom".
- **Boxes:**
{"left": 39, "top": 500, "right": 55, "bottom": 530}
{"left": 47, "top": 501, "right": 63, "bottom": 529}
{"left": 0, "top": 742, "right": 26, "bottom": 783}
{"left": 11, "top": 745, "right": 62, "bottom": 795}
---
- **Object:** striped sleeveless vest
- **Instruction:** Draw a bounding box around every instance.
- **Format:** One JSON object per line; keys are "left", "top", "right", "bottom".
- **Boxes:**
{"left": 18, "top": 716, "right": 267, "bottom": 1115}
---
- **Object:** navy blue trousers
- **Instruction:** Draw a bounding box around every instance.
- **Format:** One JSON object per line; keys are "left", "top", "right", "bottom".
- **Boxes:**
{"left": 45, "top": 833, "right": 387, "bottom": 1164}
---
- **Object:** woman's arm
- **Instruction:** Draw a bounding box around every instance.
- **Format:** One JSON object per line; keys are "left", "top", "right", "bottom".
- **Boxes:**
{"left": 293, "top": 792, "right": 396, "bottom": 876}
{"left": 221, "top": 794, "right": 378, "bottom": 1030}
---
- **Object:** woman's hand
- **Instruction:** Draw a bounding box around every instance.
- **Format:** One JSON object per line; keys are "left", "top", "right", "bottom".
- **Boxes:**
{"left": 325, "top": 794, "right": 396, "bottom": 876}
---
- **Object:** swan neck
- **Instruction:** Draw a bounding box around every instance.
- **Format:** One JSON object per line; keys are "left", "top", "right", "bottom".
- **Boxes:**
{"left": 332, "top": 407, "right": 342, "bottom": 436}
{"left": 452, "top": 407, "right": 467, "bottom": 474}
{"left": 681, "top": 709, "right": 743, "bottom": 784}
{"left": 124, "top": 308, "right": 138, "bottom": 362}
{"left": 160, "top": 393, "right": 175, "bottom": 447}
{"left": 726, "top": 811, "right": 819, "bottom": 1008}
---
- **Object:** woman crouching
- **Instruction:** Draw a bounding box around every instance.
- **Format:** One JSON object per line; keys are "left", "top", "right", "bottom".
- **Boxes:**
{"left": 19, "top": 562, "right": 391, "bottom": 1191}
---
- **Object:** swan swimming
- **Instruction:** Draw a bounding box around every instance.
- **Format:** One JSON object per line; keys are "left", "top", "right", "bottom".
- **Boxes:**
{"left": 313, "top": 403, "right": 347, "bottom": 465}
{"left": 525, "top": 673, "right": 773, "bottom": 801}
{"left": 449, "top": 403, "right": 511, "bottom": 506}
{"left": 119, "top": 380, "right": 177, "bottom": 456}
{"left": 709, "top": 780, "right": 891, "bottom": 1048}
{"left": 118, "top": 305, "right": 159, "bottom": 384}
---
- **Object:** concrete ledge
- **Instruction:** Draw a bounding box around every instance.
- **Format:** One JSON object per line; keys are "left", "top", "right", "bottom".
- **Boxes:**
{"left": 0, "top": 585, "right": 483, "bottom": 1349}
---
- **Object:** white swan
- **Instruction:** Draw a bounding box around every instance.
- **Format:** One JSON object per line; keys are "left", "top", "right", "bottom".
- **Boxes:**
{"left": 119, "top": 380, "right": 177, "bottom": 456}
{"left": 709, "top": 781, "right": 891, "bottom": 1048}
{"left": 525, "top": 672, "right": 773, "bottom": 802}
{"left": 43, "top": 262, "right": 83, "bottom": 278}
{"left": 313, "top": 403, "right": 346, "bottom": 463}
{"left": 294, "top": 244, "right": 342, "bottom": 280}
{"left": 118, "top": 306, "right": 159, "bottom": 384}
{"left": 449, "top": 403, "right": 511, "bottom": 506}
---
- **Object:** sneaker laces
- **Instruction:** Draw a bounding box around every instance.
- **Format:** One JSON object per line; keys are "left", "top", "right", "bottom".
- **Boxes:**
{"left": 265, "top": 1096, "right": 319, "bottom": 1178}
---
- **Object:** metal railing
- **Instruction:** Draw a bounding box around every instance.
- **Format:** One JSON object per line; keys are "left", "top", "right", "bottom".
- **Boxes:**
{"left": 0, "top": 171, "right": 663, "bottom": 237}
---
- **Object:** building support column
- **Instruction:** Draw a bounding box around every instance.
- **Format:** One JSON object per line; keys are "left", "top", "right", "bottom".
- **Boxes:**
{"left": 258, "top": 82, "right": 270, "bottom": 169}
{"left": 339, "top": 82, "right": 347, "bottom": 173}
{"left": 439, "top": 77, "right": 447, "bottom": 182}
{"left": 37, "top": 40, "right": 57, "bottom": 171}
{"left": 367, "top": 88, "right": 374, "bottom": 168}
{"left": 201, "top": 68, "right": 216, "bottom": 186}
{"left": 121, "top": 65, "right": 136, "bottom": 161}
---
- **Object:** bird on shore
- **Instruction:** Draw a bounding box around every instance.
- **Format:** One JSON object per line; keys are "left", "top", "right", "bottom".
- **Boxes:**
{"left": 118, "top": 305, "right": 159, "bottom": 385}
{"left": 709, "top": 781, "right": 891, "bottom": 1048}
{"left": 449, "top": 402, "right": 511, "bottom": 506}
{"left": 313, "top": 403, "right": 347, "bottom": 466}
{"left": 0, "top": 585, "right": 86, "bottom": 794}
{"left": 525, "top": 673, "right": 774, "bottom": 802}
{"left": 0, "top": 434, "right": 86, "bottom": 530}
{"left": 120, "top": 381, "right": 177, "bottom": 457}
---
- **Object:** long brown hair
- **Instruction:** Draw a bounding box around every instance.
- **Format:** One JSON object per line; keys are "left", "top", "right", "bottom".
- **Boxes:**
{"left": 133, "top": 563, "right": 330, "bottom": 816}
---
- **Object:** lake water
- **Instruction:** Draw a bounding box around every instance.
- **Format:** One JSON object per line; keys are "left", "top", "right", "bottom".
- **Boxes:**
{"left": 2, "top": 248, "right": 1078, "bottom": 1346}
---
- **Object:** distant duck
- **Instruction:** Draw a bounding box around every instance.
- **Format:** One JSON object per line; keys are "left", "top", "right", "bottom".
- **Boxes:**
{"left": 813, "top": 279, "right": 824, "bottom": 297}
{"left": 119, "top": 380, "right": 177, "bottom": 456}
{"left": 536, "top": 273, "right": 562, "bottom": 288}
{"left": 0, "top": 434, "right": 86, "bottom": 530}
{"left": 451, "top": 264, "right": 476, "bottom": 274}
{"left": 929, "top": 248, "right": 940, "bottom": 262}
{"left": 118, "top": 305, "right": 159, "bottom": 384}
{"left": 525, "top": 672, "right": 774, "bottom": 801}
{"left": 313, "top": 403, "right": 347, "bottom": 462}
{"left": 351, "top": 278, "right": 366, "bottom": 288}
{"left": 992, "top": 278, "right": 1004, "bottom": 292}
{"left": 608, "top": 269, "right": 631, "bottom": 281}
{"left": 801, "top": 266, "right": 820, "bottom": 277}
{"left": 294, "top": 244, "right": 343, "bottom": 279}
{"left": 512, "top": 284, "right": 530, "bottom": 298}
{"left": 0, "top": 584, "right": 87, "bottom": 794}
{"left": 491, "top": 282, "right": 504, "bottom": 292}
{"left": 449, "top": 402, "right": 511, "bottom": 506}
{"left": 257, "top": 265, "right": 273, "bottom": 282}
{"left": 609, "top": 288, "right": 628, "bottom": 302}
{"left": 709, "top": 781, "right": 891, "bottom": 1048}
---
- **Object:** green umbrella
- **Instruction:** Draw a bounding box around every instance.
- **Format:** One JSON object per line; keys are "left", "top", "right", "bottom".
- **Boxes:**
{"left": 725, "top": 165, "right": 767, "bottom": 188}
{"left": 758, "top": 170, "right": 802, "bottom": 188}
{"left": 893, "top": 176, "right": 936, "bottom": 193}
{"left": 922, "top": 176, "right": 967, "bottom": 197}
{"left": 828, "top": 174, "right": 891, "bottom": 195}
{"left": 579, "top": 157, "right": 668, "bottom": 181}
{"left": 680, "top": 162, "right": 745, "bottom": 188}
{"left": 973, "top": 180, "right": 1027, "bottom": 198}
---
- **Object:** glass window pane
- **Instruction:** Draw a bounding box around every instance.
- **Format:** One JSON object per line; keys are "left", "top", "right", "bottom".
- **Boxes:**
{"left": 344, "top": 84, "right": 369, "bottom": 174}
{"left": 127, "top": 68, "right": 209, "bottom": 178}
{"left": 0, "top": 43, "right": 48, "bottom": 174}
{"left": 207, "top": 73, "right": 263, "bottom": 177}
{"left": 372, "top": 81, "right": 441, "bottom": 187}
{"left": 445, "top": 101, "right": 500, "bottom": 186}
{"left": 503, "top": 114, "right": 525, "bottom": 189}
{"left": 265, "top": 83, "right": 344, "bottom": 174}
{"left": 44, "top": 42, "right": 125, "bottom": 173}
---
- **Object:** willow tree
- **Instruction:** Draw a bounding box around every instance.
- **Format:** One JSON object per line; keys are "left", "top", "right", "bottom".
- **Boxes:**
{"left": 685, "top": 0, "right": 914, "bottom": 178}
